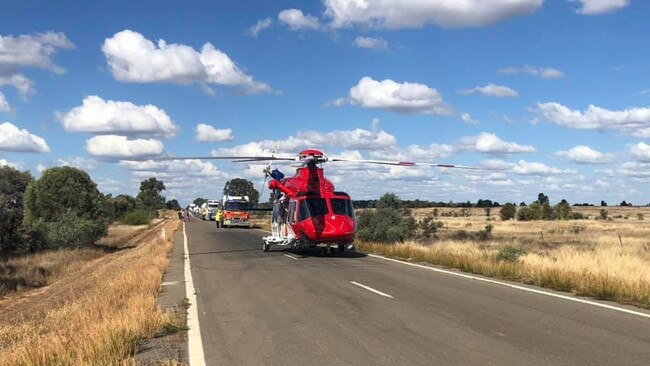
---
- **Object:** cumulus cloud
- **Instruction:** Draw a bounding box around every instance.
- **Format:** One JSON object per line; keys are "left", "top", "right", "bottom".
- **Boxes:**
{"left": 0, "top": 92, "right": 10, "bottom": 112}
{"left": 58, "top": 96, "right": 179, "bottom": 138}
{"left": 278, "top": 9, "right": 321, "bottom": 30}
{"left": 195, "top": 123, "right": 234, "bottom": 142}
{"left": 212, "top": 124, "right": 398, "bottom": 157}
{"left": 535, "top": 102, "right": 650, "bottom": 138}
{"left": 556, "top": 145, "right": 613, "bottom": 164}
{"left": 629, "top": 142, "right": 650, "bottom": 163}
{"left": 570, "top": 0, "right": 629, "bottom": 15}
{"left": 324, "top": 0, "right": 543, "bottom": 29}
{"left": 499, "top": 65, "right": 565, "bottom": 79}
{"left": 511, "top": 160, "right": 576, "bottom": 175}
{"left": 102, "top": 30, "right": 271, "bottom": 94}
{"left": 461, "top": 83, "right": 518, "bottom": 97}
{"left": 337, "top": 76, "right": 452, "bottom": 115}
{"left": 460, "top": 113, "right": 479, "bottom": 124}
{"left": 249, "top": 17, "right": 272, "bottom": 37}
{"left": 85, "top": 135, "right": 164, "bottom": 158}
{"left": 354, "top": 36, "right": 389, "bottom": 51}
{"left": 56, "top": 157, "right": 98, "bottom": 170}
{"left": 0, "top": 121, "right": 50, "bottom": 153}
{"left": 0, "top": 158, "right": 21, "bottom": 169}
{"left": 456, "top": 132, "right": 535, "bottom": 154}
{"left": 0, "top": 31, "right": 73, "bottom": 98}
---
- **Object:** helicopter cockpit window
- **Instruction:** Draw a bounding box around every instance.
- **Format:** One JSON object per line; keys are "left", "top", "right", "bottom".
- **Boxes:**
{"left": 330, "top": 198, "right": 355, "bottom": 218}
{"left": 299, "top": 198, "right": 329, "bottom": 220}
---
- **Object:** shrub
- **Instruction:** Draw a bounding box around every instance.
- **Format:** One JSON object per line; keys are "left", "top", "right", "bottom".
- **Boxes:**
{"left": 417, "top": 215, "right": 444, "bottom": 239}
{"left": 499, "top": 203, "right": 517, "bottom": 221}
{"left": 496, "top": 246, "right": 527, "bottom": 262}
{"left": 0, "top": 166, "right": 33, "bottom": 252}
{"left": 22, "top": 167, "right": 108, "bottom": 251}
{"left": 121, "top": 210, "right": 152, "bottom": 225}
{"left": 357, "top": 193, "right": 417, "bottom": 243}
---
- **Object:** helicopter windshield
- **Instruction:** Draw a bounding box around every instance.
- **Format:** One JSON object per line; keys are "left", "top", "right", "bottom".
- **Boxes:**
{"left": 330, "top": 198, "right": 355, "bottom": 218}
{"left": 299, "top": 198, "right": 328, "bottom": 220}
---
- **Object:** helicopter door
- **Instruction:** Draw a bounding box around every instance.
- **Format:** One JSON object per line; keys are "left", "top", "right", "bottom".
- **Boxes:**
{"left": 271, "top": 202, "right": 281, "bottom": 237}
{"left": 288, "top": 200, "right": 297, "bottom": 224}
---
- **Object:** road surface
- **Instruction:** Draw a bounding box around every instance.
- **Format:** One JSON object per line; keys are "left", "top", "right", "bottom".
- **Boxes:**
{"left": 184, "top": 219, "right": 650, "bottom": 366}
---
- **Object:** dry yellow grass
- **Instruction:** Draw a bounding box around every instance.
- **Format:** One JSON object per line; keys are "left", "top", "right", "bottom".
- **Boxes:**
{"left": 360, "top": 206, "right": 650, "bottom": 309}
{"left": 0, "top": 218, "right": 181, "bottom": 365}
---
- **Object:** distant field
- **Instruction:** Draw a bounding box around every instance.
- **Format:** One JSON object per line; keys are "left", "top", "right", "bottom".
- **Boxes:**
{"left": 360, "top": 206, "right": 650, "bottom": 309}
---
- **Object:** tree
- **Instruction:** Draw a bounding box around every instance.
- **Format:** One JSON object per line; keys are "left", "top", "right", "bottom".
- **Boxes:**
{"left": 619, "top": 200, "right": 632, "bottom": 207}
{"left": 484, "top": 206, "right": 491, "bottom": 217}
{"left": 106, "top": 194, "right": 137, "bottom": 220}
{"left": 193, "top": 197, "right": 208, "bottom": 207}
{"left": 601, "top": 200, "right": 607, "bottom": 207}
{"left": 223, "top": 178, "right": 259, "bottom": 206}
{"left": 137, "top": 178, "right": 166, "bottom": 213}
{"left": 499, "top": 203, "right": 517, "bottom": 221}
{"left": 166, "top": 199, "right": 181, "bottom": 210}
{"left": 376, "top": 193, "right": 403, "bottom": 210}
{"left": 555, "top": 201, "right": 572, "bottom": 220}
{"left": 537, "top": 193, "right": 549, "bottom": 206}
{"left": 23, "top": 166, "right": 108, "bottom": 250}
{"left": 0, "top": 166, "right": 33, "bottom": 252}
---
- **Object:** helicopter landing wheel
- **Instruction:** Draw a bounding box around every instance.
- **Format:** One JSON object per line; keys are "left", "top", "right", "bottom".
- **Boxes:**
{"left": 263, "top": 243, "right": 270, "bottom": 252}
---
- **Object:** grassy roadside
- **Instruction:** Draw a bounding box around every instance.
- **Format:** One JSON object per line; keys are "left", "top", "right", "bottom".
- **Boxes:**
{"left": 358, "top": 240, "right": 650, "bottom": 309}
{"left": 0, "top": 218, "right": 181, "bottom": 365}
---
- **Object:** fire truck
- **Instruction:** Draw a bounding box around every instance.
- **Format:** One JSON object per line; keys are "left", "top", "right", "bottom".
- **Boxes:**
{"left": 220, "top": 195, "right": 251, "bottom": 228}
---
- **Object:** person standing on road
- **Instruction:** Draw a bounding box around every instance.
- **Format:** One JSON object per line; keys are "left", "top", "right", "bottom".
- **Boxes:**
{"left": 215, "top": 208, "right": 223, "bottom": 228}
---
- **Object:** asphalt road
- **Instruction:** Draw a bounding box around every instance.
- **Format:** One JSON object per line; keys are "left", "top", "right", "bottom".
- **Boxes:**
{"left": 185, "top": 219, "right": 650, "bottom": 366}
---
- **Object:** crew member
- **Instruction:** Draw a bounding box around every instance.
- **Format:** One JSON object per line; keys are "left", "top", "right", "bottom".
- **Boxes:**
{"left": 215, "top": 209, "right": 223, "bottom": 228}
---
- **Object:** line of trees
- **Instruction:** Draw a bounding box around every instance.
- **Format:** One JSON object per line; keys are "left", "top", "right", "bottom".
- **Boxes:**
{"left": 0, "top": 165, "right": 175, "bottom": 253}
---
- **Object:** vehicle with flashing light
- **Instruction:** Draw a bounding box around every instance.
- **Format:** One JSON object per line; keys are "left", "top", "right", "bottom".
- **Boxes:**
{"left": 221, "top": 195, "right": 251, "bottom": 228}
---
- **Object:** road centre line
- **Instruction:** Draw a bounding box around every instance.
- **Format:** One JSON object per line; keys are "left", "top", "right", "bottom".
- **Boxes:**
{"left": 183, "top": 223, "right": 207, "bottom": 366}
{"left": 367, "top": 254, "right": 650, "bottom": 319}
{"left": 283, "top": 254, "right": 299, "bottom": 260}
{"left": 350, "top": 281, "right": 394, "bottom": 298}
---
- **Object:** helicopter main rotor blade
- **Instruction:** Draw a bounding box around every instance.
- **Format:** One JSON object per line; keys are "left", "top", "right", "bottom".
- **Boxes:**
{"left": 122, "top": 155, "right": 297, "bottom": 162}
{"left": 328, "top": 157, "right": 481, "bottom": 170}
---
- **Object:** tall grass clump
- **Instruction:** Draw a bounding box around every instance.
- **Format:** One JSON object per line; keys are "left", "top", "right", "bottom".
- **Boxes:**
{"left": 120, "top": 209, "right": 152, "bottom": 226}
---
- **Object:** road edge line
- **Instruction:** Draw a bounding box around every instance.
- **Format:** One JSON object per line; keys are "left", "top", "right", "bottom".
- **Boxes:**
{"left": 184, "top": 222, "right": 207, "bottom": 365}
{"left": 350, "top": 281, "right": 394, "bottom": 298}
{"left": 367, "top": 253, "right": 650, "bottom": 319}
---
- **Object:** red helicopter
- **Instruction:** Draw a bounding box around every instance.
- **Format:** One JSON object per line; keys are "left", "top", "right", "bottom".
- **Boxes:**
{"left": 149, "top": 149, "right": 478, "bottom": 254}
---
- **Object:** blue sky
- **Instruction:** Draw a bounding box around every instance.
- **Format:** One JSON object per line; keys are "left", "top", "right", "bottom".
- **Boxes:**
{"left": 1, "top": 0, "right": 649, "bottom": 205}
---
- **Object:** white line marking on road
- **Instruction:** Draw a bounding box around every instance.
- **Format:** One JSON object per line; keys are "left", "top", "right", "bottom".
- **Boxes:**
{"left": 283, "top": 254, "right": 299, "bottom": 260}
{"left": 350, "top": 281, "right": 393, "bottom": 298}
{"left": 367, "top": 254, "right": 650, "bottom": 319}
{"left": 161, "top": 281, "right": 178, "bottom": 286}
{"left": 183, "top": 223, "right": 206, "bottom": 366}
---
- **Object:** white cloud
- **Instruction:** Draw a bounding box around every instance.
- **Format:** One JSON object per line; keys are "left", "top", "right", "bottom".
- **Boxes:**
{"left": 59, "top": 95, "right": 179, "bottom": 138}
{"left": 0, "top": 31, "right": 73, "bottom": 98}
{"left": 354, "top": 36, "right": 389, "bottom": 51}
{"left": 0, "top": 158, "right": 21, "bottom": 169}
{"left": 56, "top": 157, "right": 98, "bottom": 170}
{"left": 512, "top": 160, "right": 576, "bottom": 175}
{"left": 195, "top": 123, "right": 234, "bottom": 142}
{"left": 278, "top": 9, "right": 321, "bottom": 31}
{"left": 212, "top": 124, "right": 398, "bottom": 157}
{"left": 324, "top": 0, "right": 543, "bottom": 29}
{"left": 340, "top": 76, "right": 452, "bottom": 115}
{"left": 629, "top": 142, "right": 650, "bottom": 163}
{"left": 0, "top": 121, "right": 50, "bottom": 153}
{"left": 499, "top": 65, "right": 565, "bottom": 79}
{"left": 556, "top": 145, "right": 613, "bottom": 164}
{"left": 460, "top": 113, "right": 479, "bottom": 124}
{"left": 102, "top": 30, "right": 271, "bottom": 94}
{"left": 120, "top": 159, "right": 226, "bottom": 178}
{"left": 570, "top": 0, "right": 629, "bottom": 15}
{"left": 0, "top": 92, "right": 10, "bottom": 112}
{"left": 249, "top": 17, "right": 272, "bottom": 37}
{"left": 456, "top": 132, "right": 535, "bottom": 154}
{"left": 461, "top": 83, "right": 518, "bottom": 97}
{"left": 36, "top": 163, "right": 46, "bottom": 173}
{"left": 85, "top": 135, "right": 164, "bottom": 158}
{"left": 536, "top": 102, "right": 650, "bottom": 138}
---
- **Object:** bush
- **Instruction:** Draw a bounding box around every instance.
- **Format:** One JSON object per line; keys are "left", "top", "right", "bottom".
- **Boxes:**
{"left": 120, "top": 210, "right": 152, "bottom": 225}
{"left": 357, "top": 193, "right": 417, "bottom": 243}
{"left": 496, "top": 246, "right": 527, "bottom": 262}
{"left": 22, "top": 167, "right": 108, "bottom": 251}
{"left": 499, "top": 203, "right": 517, "bottom": 221}
{"left": 0, "top": 166, "right": 33, "bottom": 252}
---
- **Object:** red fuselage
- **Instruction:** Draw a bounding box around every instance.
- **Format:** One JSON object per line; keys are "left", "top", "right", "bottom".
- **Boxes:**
{"left": 269, "top": 164, "right": 356, "bottom": 244}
